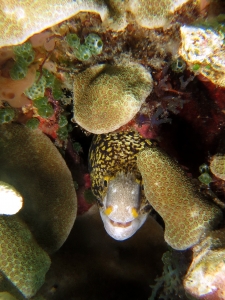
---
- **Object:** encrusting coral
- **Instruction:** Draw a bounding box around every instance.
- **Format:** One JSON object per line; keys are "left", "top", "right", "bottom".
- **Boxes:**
{"left": 127, "top": 0, "right": 192, "bottom": 29}
{"left": 210, "top": 153, "right": 225, "bottom": 181}
{"left": 179, "top": 25, "right": 225, "bottom": 87}
{"left": 0, "top": 215, "right": 51, "bottom": 298}
{"left": 184, "top": 229, "right": 225, "bottom": 299}
{"left": 0, "top": 0, "right": 108, "bottom": 48}
{"left": 0, "top": 123, "right": 77, "bottom": 253}
{"left": 73, "top": 63, "right": 153, "bottom": 134}
{"left": 137, "top": 147, "right": 223, "bottom": 250}
{"left": 0, "top": 0, "right": 201, "bottom": 48}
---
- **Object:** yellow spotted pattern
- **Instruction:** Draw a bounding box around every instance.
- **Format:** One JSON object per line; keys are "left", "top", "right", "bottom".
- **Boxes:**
{"left": 73, "top": 63, "right": 153, "bottom": 134}
{"left": 137, "top": 147, "right": 222, "bottom": 250}
{"left": 89, "top": 130, "right": 152, "bottom": 210}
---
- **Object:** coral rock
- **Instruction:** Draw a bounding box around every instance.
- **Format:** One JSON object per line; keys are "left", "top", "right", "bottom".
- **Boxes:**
{"left": 210, "top": 153, "right": 225, "bottom": 181}
{"left": 128, "top": 0, "right": 192, "bottom": 29}
{"left": 137, "top": 147, "right": 222, "bottom": 250}
{"left": 0, "top": 215, "right": 50, "bottom": 298}
{"left": 73, "top": 63, "right": 153, "bottom": 134}
{"left": 184, "top": 229, "right": 225, "bottom": 300}
{"left": 179, "top": 25, "right": 225, "bottom": 87}
{"left": 0, "top": 123, "right": 77, "bottom": 253}
{"left": 0, "top": 0, "right": 108, "bottom": 48}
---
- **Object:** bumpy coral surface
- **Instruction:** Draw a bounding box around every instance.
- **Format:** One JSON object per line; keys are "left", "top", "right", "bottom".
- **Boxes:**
{"left": 73, "top": 63, "right": 153, "bottom": 134}
{"left": 128, "top": 0, "right": 191, "bottom": 29}
{"left": 184, "top": 229, "right": 225, "bottom": 299}
{"left": 137, "top": 147, "right": 222, "bottom": 250}
{"left": 0, "top": 123, "right": 77, "bottom": 253}
{"left": 0, "top": 215, "right": 50, "bottom": 298}
{"left": 0, "top": 0, "right": 200, "bottom": 48}
{"left": 179, "top": 25, "right": 225, "bottom": 87}
{"left": 210, "top": 153, "right": 225, "bottom": 181}
{"left": 0, "top": 0, "right": 108, "bottom": 47}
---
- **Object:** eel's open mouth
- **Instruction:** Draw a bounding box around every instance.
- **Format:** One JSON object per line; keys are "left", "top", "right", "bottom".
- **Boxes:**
{"left": 109, "top": 219, "right": 132, "bottom": 228}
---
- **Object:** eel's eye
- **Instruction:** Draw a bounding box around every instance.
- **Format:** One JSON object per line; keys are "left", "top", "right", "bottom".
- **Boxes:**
{"left": 104, "top": 180, "right": 108, "bottom": 187}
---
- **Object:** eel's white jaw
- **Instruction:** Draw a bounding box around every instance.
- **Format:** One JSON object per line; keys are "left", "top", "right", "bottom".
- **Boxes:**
{"left": 100, "top": 210, "right": 148, "bottom": 240}
{"left": 99, "top": 172, "right": 149, "bottom": 240}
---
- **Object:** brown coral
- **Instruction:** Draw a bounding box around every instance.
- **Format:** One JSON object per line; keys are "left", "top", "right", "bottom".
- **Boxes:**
{"left": 0, "top": 215, "right": 50, "bottom": 298}
{"left": 137, "top": 147, "right": 222, "bottom": 250}
{"left": 0, "top": 123, "right": 77, "bottom": 253}
{"left": 210, "top": 153, "right": 225, "bottom": 181}
{"left": 0, "top": 0, "right": 108, "bottom": 48}
{"left": 72, "top": 63, "right": 153, "bottom": 134}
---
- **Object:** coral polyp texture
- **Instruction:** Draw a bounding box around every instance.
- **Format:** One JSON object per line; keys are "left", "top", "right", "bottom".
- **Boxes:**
{"left": 0, "top": 0, "right": 108, "bottom": 48}
{"left": 179, "top": 25, "right": 225, "bottom": 87}
{"left": 137, "top": 147, "right": 223, "bottom": 250}
{"left": 210, "top": 153, "right": 225, "bottom": 180}
{"left": 73, "top": 63, "right": 153, "bottom": 134}
{"left": 184, "top": 229, "right": 225, "bottom": 299}
{"left": 0, "top": 215, "right": 51, "bottom": 298}
{"left": 0, "top": 0, "right": 200, "bottom": 48}
{"left": 127, "top": 0, "right": 192, "bottom": 29}
{"left": 0, "top": 123, "right": 77, "bottom": 253}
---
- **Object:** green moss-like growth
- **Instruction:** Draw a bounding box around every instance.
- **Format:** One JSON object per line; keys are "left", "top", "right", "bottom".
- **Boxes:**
{"left": 25, "top": 118, "right": 40, "bottom": 129}
{"left": 25, "top": 72, "right": 46, "bottom": 100}
{"left": 149, "top": 250, "right": 188, "bottom": 300}
{"left": 198, "top": 173, "right": 212, "bottom": 185}
{"left": 58, "top": 115, "right": 68, "bottom": 127}
{"left": 171, "top": 57, "right": 186, "bottom": 73}
{"left": 57, "top": 126, "right": 68, "bottom": 140}
{"left": 43, "top": 69, "right": 63, "bottom": 100}
{"left": 0, "top": 108, "right": 15, "bottom": 124}
{"left": 33, "top": 97, "right": 54, "bottom": 119}
{"left": 9, "top": 63, "right": 28, "bottom": 80}
{"left": 65, "top": 32, "right": 103, "bottom": 61}
{"left": 84, "top": 33, "right": 103, "bottom": 55}
{"left": 73, "top": 142, "right": 82, "bottom": 153}
{"left": 74, "top": 45, "right": 92, "bottom": 61}
{"left": 13, "top": 42, "right": 35, "bottom": 66}
{"left": 65, "top": 33, "right": 80, "bottom": 49}
{"left": 10, "top": 42, "right": 35, "bottom": 80}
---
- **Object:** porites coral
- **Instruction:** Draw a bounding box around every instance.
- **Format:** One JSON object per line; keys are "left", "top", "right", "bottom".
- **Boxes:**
{"left": 0, "top": 123, "right": 77, "bottom": 253}
{"left": 137, "top": 147, "right": 222, "bottom": 250}
{"left": 72, "top": 63, "right": 153, "bottom": 134}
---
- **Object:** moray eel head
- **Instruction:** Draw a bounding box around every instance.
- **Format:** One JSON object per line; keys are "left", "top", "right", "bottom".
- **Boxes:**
{"left": 99, "top": 172, "right": 148, "bottom": 240}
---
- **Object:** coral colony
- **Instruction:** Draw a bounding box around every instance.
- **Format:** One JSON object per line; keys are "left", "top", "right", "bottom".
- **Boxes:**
{"left": 0, "top": 0, "right": 225, "bottom": 299}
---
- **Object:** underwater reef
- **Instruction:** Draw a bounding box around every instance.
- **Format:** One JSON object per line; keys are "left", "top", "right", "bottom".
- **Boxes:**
{"left": 1, "top": 0, "right": 225, "bottom": 299}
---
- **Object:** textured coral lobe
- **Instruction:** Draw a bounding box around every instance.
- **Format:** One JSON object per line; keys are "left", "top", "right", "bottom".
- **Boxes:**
{"left": 73, "top": 63, "right": 153, "bottom": 134}
{"left": 0, "top": 123, "right": 77, "bottom": 253}
{"left": 137, "top": 147, "right": 222, "bottom": 250}
{"left": 0, "top": 215, "right": 50, "bottom": 298}
{"left": 184, "top": 229, "right": 225, "bottom": 299}
{"left": 0, "top": 0, "right": 108, "bottom": 47}
{"left": 210, "top": 153, "right": 225, "bottom": 181}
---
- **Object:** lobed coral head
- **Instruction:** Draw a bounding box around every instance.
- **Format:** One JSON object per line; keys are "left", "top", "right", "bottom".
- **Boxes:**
{"left": 137, "top": 147, "right": 222, "bottom": 250}
{"left": 72, "top": 63, "right": 153, "bottom": 134}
